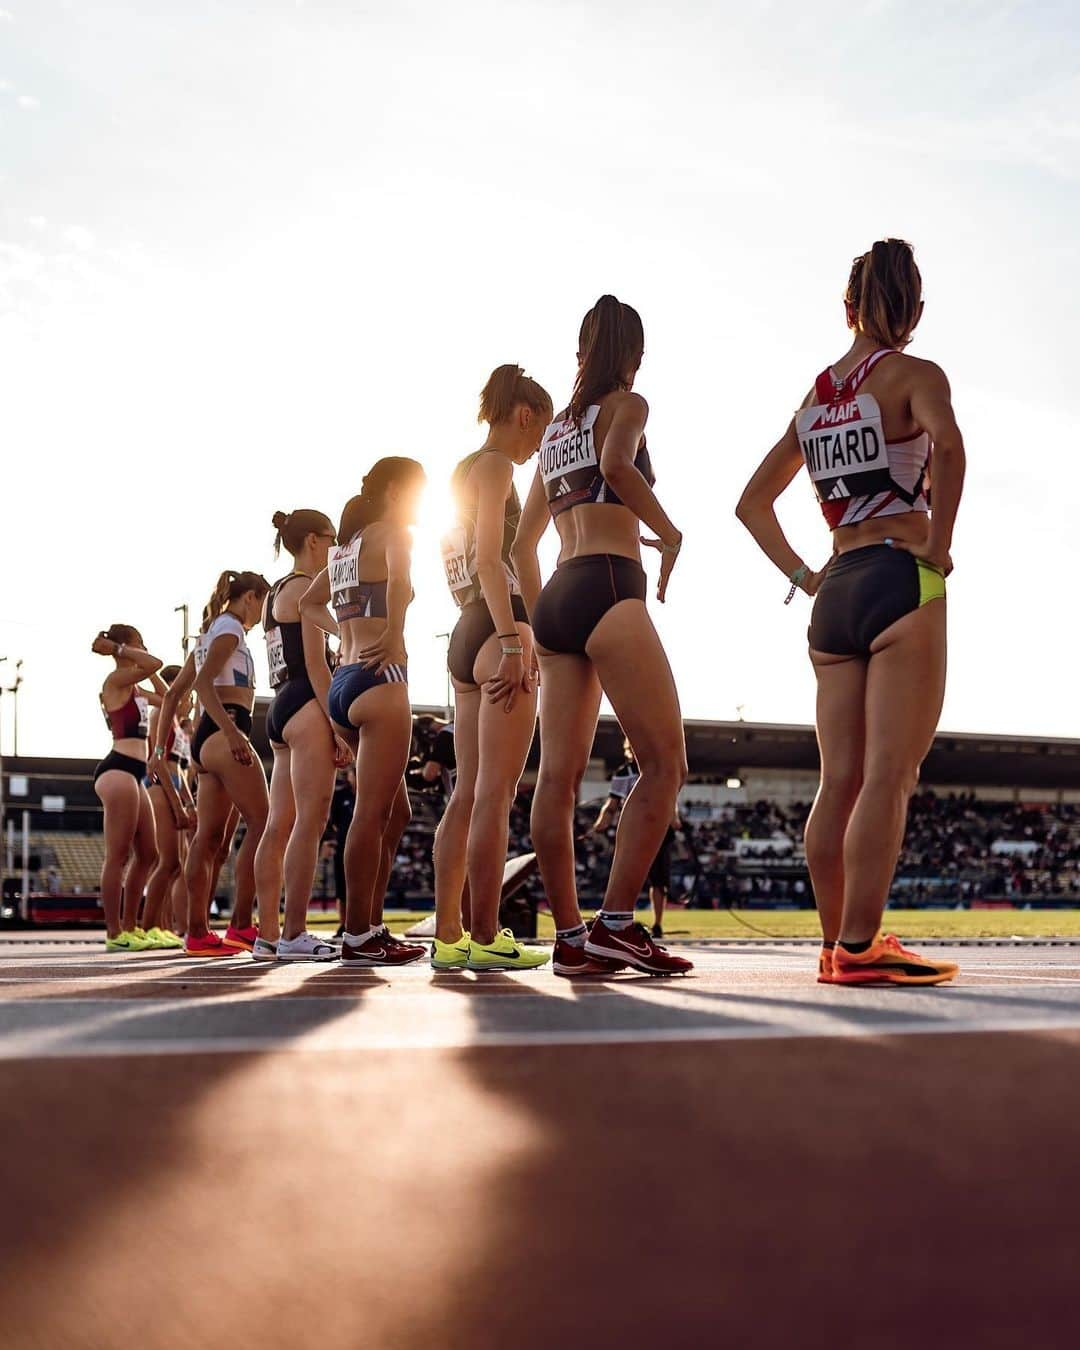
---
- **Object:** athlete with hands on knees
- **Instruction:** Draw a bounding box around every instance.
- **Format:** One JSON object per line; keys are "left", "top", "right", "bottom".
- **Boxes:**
{"left": 431, "top": 363, "right": 553, "bottom": 972}
{"left": 736, "top": 237, "right": 965, "bottom": 986}
{"left": 513, "top": 294, "right": 692, "bottom": 978}
{"left": 300, "top": 459, "right": 427, "bottom": 968}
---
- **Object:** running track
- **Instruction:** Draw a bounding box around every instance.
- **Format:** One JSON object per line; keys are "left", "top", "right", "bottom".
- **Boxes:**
{"left": 2, "top": 935, "right": 1080, "bottom": 1349}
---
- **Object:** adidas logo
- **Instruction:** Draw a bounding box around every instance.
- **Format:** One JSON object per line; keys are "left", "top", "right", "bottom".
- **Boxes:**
{"left": 555, "top": 476, "right": 572, "bottom": 496}
{"left": 827, "top": 480, "right": 849, "bottom": 499}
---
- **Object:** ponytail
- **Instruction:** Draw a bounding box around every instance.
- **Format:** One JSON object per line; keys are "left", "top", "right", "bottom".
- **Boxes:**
{"left": 338, "top": 457, "right": 426, "bottom": 544}
{"left": 271, "top": 508, "right": 335, "bottom": 559}
{"left": 201, "top": 570, "right": 269, "bottom": 630}
{"left": 846, "top": 239, "right": 922, "bottom": 349}
{"left": 570, "top": 295, "right": 645, "bottom": 421}
{"left": 478, "top": 364, "right": 553, "bottom": 427}
{"left": 101, "top": 623, "right": 138, "bottom": 647}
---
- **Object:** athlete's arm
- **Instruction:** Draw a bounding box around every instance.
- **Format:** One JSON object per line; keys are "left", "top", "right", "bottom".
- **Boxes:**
{"left": 154, "top": 654, "right": 196, "bottom": 761}
{"left": 509, "top": 468, "right": 548, "bottom": 617}
{"left": 359, "top": 526, "right": 412, "bottom": 677}
{"left": 600, "top": 393, "right": 683, "bottom": 602}
{"left": 900, "top": 362, "right": 966, "bottom": 576}
{"left": 593, "top": 796, "right": 618, "bottom": 833}
{"left": 735, "top": 418, "right": 828, "bottom": 595}
{"left": 92, "top": 634, "right": 163, "bottom": 687}
{"left": 193, "top": 634, "right": 253, "bottom": 765}
{"left": 301, "top": 600, "right": 334, "bottom": 719}
{"left": 473, "top": 454, "right": 520, "bottom": 638}
{"left": 298, "top": 569, "right": 338, "bottom": 637}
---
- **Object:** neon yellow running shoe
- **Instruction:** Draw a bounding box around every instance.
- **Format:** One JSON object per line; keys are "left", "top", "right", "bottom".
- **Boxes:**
{"left": 106, "top": 930, "right": 154, "bottom": 952}
{"left": 467, "top": 929, "right": 551, "bottom": 972}
{"left": 145, "top": 927, "right": 184, "bottom": 950}
{"left": 431, "top": 931, "right": 471, "bottom": 970}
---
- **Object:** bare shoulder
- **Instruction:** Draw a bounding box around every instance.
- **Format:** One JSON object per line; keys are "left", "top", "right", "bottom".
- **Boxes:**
{"left": 472, "top": 450, "right": 514, "bottom": 486}
{"left": 894, "top": 352, "right": 951, "bottom": 393}
{"left": 608, "top": 389, "right": 649, "bottom": 422}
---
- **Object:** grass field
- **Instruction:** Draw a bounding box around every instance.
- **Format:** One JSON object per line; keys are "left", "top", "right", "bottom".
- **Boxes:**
{"left": 308, "top": 907, "right": 1080, "bottom": 940}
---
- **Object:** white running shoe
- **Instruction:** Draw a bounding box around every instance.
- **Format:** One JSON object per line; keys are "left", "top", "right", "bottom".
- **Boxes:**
{"left": 251, "top": 937, "right": 278, "bottom": 962}
{"left": 404, "top": 913, "right": 437, "bottom": 938}
{"left": 276, "top": 931, "right": 339, "bottom": 962}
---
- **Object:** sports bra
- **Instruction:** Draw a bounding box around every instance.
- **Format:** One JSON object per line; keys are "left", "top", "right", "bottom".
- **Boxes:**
{"left": 194, "top": 613, "right": 256, "bottom": 688}
{"left": 328, "top": 533, "right": 389, "bottom": 623}
{"left": 441, "top": 450, "right": 522, "bottom": 610}
{"left": 264, "top": 572, "right": 309, "bottom": 689}
{"left": 101, "top": 688, "right": 150, "bottom": 741}
{"left": 538, "top": 404, "right": 655, "bottom": 517}
{"left": 796, "top": 349, "right": 930, "bottom": 530}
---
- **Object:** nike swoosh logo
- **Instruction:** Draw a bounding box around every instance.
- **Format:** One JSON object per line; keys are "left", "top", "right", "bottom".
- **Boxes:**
{"left": 477, "top": 948, "right": 520, "bottom": 960}
{"left": 603, "top": 934, "right": 652, "bottom": 957}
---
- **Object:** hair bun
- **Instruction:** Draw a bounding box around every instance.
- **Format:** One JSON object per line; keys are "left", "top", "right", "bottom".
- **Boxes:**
{"left": 271, "top": 510, "right": 289, "bottom": 530}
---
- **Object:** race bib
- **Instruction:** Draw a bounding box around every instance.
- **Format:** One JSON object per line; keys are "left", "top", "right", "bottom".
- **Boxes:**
{"left": 134, "top": 695, "right": 150, "bottom": 739}
{"left": 329, "top": 539, "right": 360, "bottom": 597}
{"left": 796, "top": 393, "right": 888, "bottom": 502}
{"left": 440, "top": 526, "right": 472, "bottom": 598}
{"left": 266, "top": 626, "right": 286, "bottom": 686}
{"left": 538, "top": 405, "right": 601, "bottom": 493}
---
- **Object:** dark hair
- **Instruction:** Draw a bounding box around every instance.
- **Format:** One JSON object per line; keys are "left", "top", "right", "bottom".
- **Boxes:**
{"left": 271, "top": 508, "right": 335, "bottom": 559}
{"left": 478, "top": 364, "right": 553, "bottom": 426}
{"left": 100, "top": 623, "right": 139, "bottom": 649}
{"left": 338, "top": 457, "right": 426, "bottom": 543}
{"left": 570, "top": 295, "right": 644, "bottom": 420}
{"left": 201, "top": 570, "right": 270, "bottom": 631}
{"left": 161, "top": 663, "right": 182, "bottom": 684}
{"left": 846, "top": 239, "right": 922, "bottom": 348}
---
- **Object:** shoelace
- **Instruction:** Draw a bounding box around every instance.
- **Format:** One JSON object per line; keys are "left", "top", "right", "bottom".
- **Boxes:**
{"left": 882, "top": 933, "right": 918, "bottom": 959}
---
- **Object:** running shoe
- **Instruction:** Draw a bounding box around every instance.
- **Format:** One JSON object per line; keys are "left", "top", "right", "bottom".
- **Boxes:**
{"left": 651, "top": 923, "right": 664, "bottom": 939}
{"left": 222, "top": 924, "right": 259, "bottom": 952}
{"left": 817, "top": 944, "right": 836, "bottom": 984}
{"left": 340, "top": 930, "right": 426, "bottom": 967}
{"left": 832, "top": 933, "right": 959, "bottom": 986}
{"left": 467, "top": 930, "right": 551, "bottom": 972}
{"left": 144, "top": 926, "right": 184, "bottom": 950}
{"left": 105, "top": 930, "right": 154, "bottom": 953}
{"left": 276, "top": 932, "right": 338, "bottom": 963}
{"left": 430, "top": 932, "right": 471, "bottom": 970}
{"left": 585, "top": 919, "right": 693, "bottom": 976}
{"left": 184, "top": 931, "right": 238, "bottom": 958}
{"left": 552, "top": 939, "right": 624, "bottom": 978}
{"left": 251, "top": 937, "right": 279, "bottom": 962}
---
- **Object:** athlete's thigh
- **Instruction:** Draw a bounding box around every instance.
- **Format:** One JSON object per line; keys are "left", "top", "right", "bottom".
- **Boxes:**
{"left": 285, "top": 703, "right": 336, "bottom": 815}
{"left": 865, "top": 603, "right": 947, "bottom": 771}
{"left": 809, "top": 650, "right": 868, "bottom": 787}
{"left": 476, "top": 670, "right": 536, "bottom": 790}
{"left": 134, "top": 785, "right": 158, "bottom": 856}
{"left": 586, "top": 600, "right": 683, "bottom": 770}
{"left": 202, "top": 738, "right": 270, "bottom": 827}
{"left": 353, "top": 695, "right": 414, "bottom": 806}
{"left": 148, "top": 788, "right": 180, "bottom": 866}
{"left": 95, "top": 773, "right": 140, "bottom": 851}
{"left": 266, "top": 744, "right": 297, "bottom": 831}
{"left": 535, "top": 650, "right": 602, "bottom": 784}
{"left": 194, "top": 773, "right": 233, "bottom": 849}
{"left": 451, "top": 684, "right": 482, "bottom": 797}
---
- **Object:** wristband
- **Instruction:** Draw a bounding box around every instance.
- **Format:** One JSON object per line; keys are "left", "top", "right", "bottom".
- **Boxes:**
{"left": 784, "top": 564, "right": 809, "bottom": 607}
{"left": 496, "top": 632, "right": 518, "bottom": 640}
{"left": 500, "top": 645, "right": 524, "bottom": 656}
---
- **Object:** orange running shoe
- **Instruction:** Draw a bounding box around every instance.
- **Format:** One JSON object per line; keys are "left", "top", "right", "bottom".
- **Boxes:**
{"left": 222, "top": 924, "right": 259, "bottom": 952}
{"left": 832, "top": 933, "right": 958, "bottom": 986}
{"left": 817, "top": 944, "right": 836, "bottom": 984}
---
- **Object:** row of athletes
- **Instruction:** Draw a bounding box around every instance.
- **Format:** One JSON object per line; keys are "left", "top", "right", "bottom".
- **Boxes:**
{"left": 92, "top": 237, "right": 966, "bottom": 984}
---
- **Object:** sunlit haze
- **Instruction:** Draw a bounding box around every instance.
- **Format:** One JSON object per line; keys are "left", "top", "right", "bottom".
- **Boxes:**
{"left": 1, "top": 0, "right": 1077, "bottom": 756}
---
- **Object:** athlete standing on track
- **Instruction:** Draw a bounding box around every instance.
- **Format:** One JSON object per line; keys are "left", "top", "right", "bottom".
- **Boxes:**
{"left": 736, "top": 239, "right": 965, "bottom": 986}
{"left": 251, "top": 510, "right": 343, "bottom": 963}
{"left": 91, "top": 626, "right": 164, "bottom": 952}
{"left": 513, "top": 295, "right": 692, "bottom": 977}
{"left": 181, "top": 571, "right": 271, "bottom": 957}
{"left": 431, "top": 364, "right": 553, "bottom": 973}
{"left": 300, "top": 460, "right": 427, "bottom": 969}
{"left": 141, "top": 663, "right": 193, "bottom": 949}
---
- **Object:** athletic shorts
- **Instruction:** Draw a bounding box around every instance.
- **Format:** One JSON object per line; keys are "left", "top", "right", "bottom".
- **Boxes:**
{"left": 809, "top": 544, "right": 945, "bottom": 657}
{"left": 266, "top": 675, "right": 318, "bottom": 744}
{"left": 531, "top": 554, "right": 646, "bottom": 655}
{"left": 191, "top": 704, "right": 254, "bottom": 769}
{"left": 328, "top": 662, "right": 407, "bottom": 729}
{"left": 93, "top": 750, "right": 146, "bottom": 784}
{"left": 448, "top": 593, "right": 530, "bottom": 686}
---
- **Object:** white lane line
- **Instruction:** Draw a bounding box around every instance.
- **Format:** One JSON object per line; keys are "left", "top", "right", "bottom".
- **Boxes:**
{"left": 3, "top": 1012, "right": 1080, "bottom": 1061}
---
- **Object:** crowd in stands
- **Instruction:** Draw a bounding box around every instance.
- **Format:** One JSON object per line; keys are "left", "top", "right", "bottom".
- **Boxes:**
{"left": 307, "top": 787, "right": 1080, "bottom": 909}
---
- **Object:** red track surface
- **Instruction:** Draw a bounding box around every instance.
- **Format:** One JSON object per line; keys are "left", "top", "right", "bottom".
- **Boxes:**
{"left": 2, "top": 937, "right": 1080, "bottom": 1349}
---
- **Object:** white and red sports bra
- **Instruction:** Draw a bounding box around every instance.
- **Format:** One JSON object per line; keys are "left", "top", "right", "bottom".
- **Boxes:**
{"left": 796, "top": 349, "right": 930, "bottom": 530}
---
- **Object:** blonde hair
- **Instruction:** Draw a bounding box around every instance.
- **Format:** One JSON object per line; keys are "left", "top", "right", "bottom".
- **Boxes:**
{"left": 478, "top": 364, "right": 553, "bottom": 426}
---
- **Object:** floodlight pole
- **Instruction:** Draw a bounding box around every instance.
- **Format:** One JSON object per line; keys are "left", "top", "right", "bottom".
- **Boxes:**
{"left": 175, "top": 604, "right": 191, "bottom": 656}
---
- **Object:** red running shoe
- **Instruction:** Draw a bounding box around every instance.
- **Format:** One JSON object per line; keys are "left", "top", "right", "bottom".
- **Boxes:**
{"left": 585, "top": 919, "right": 693, "bottom": 976}
{"left": 341, "top": 929, "right": 426, "bottom": 967}
{"left": 184, "top": 931, "right": 239, "bottom": 958}
{"left": 818, "top": 944, "right": 836, "bottom": 984}
{"left": 552, "top": 939, "right": 625, "bottom": 978}
{"left": 222, "top": 924, "right": 259, "bottom": 952}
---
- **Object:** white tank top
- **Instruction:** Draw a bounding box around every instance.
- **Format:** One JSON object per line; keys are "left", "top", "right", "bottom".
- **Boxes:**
{"left": 194, "top": 614, "right": 256, "bottom": 688}
{"left": 796, "top": 349, "right": 930, "bottom": 529}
